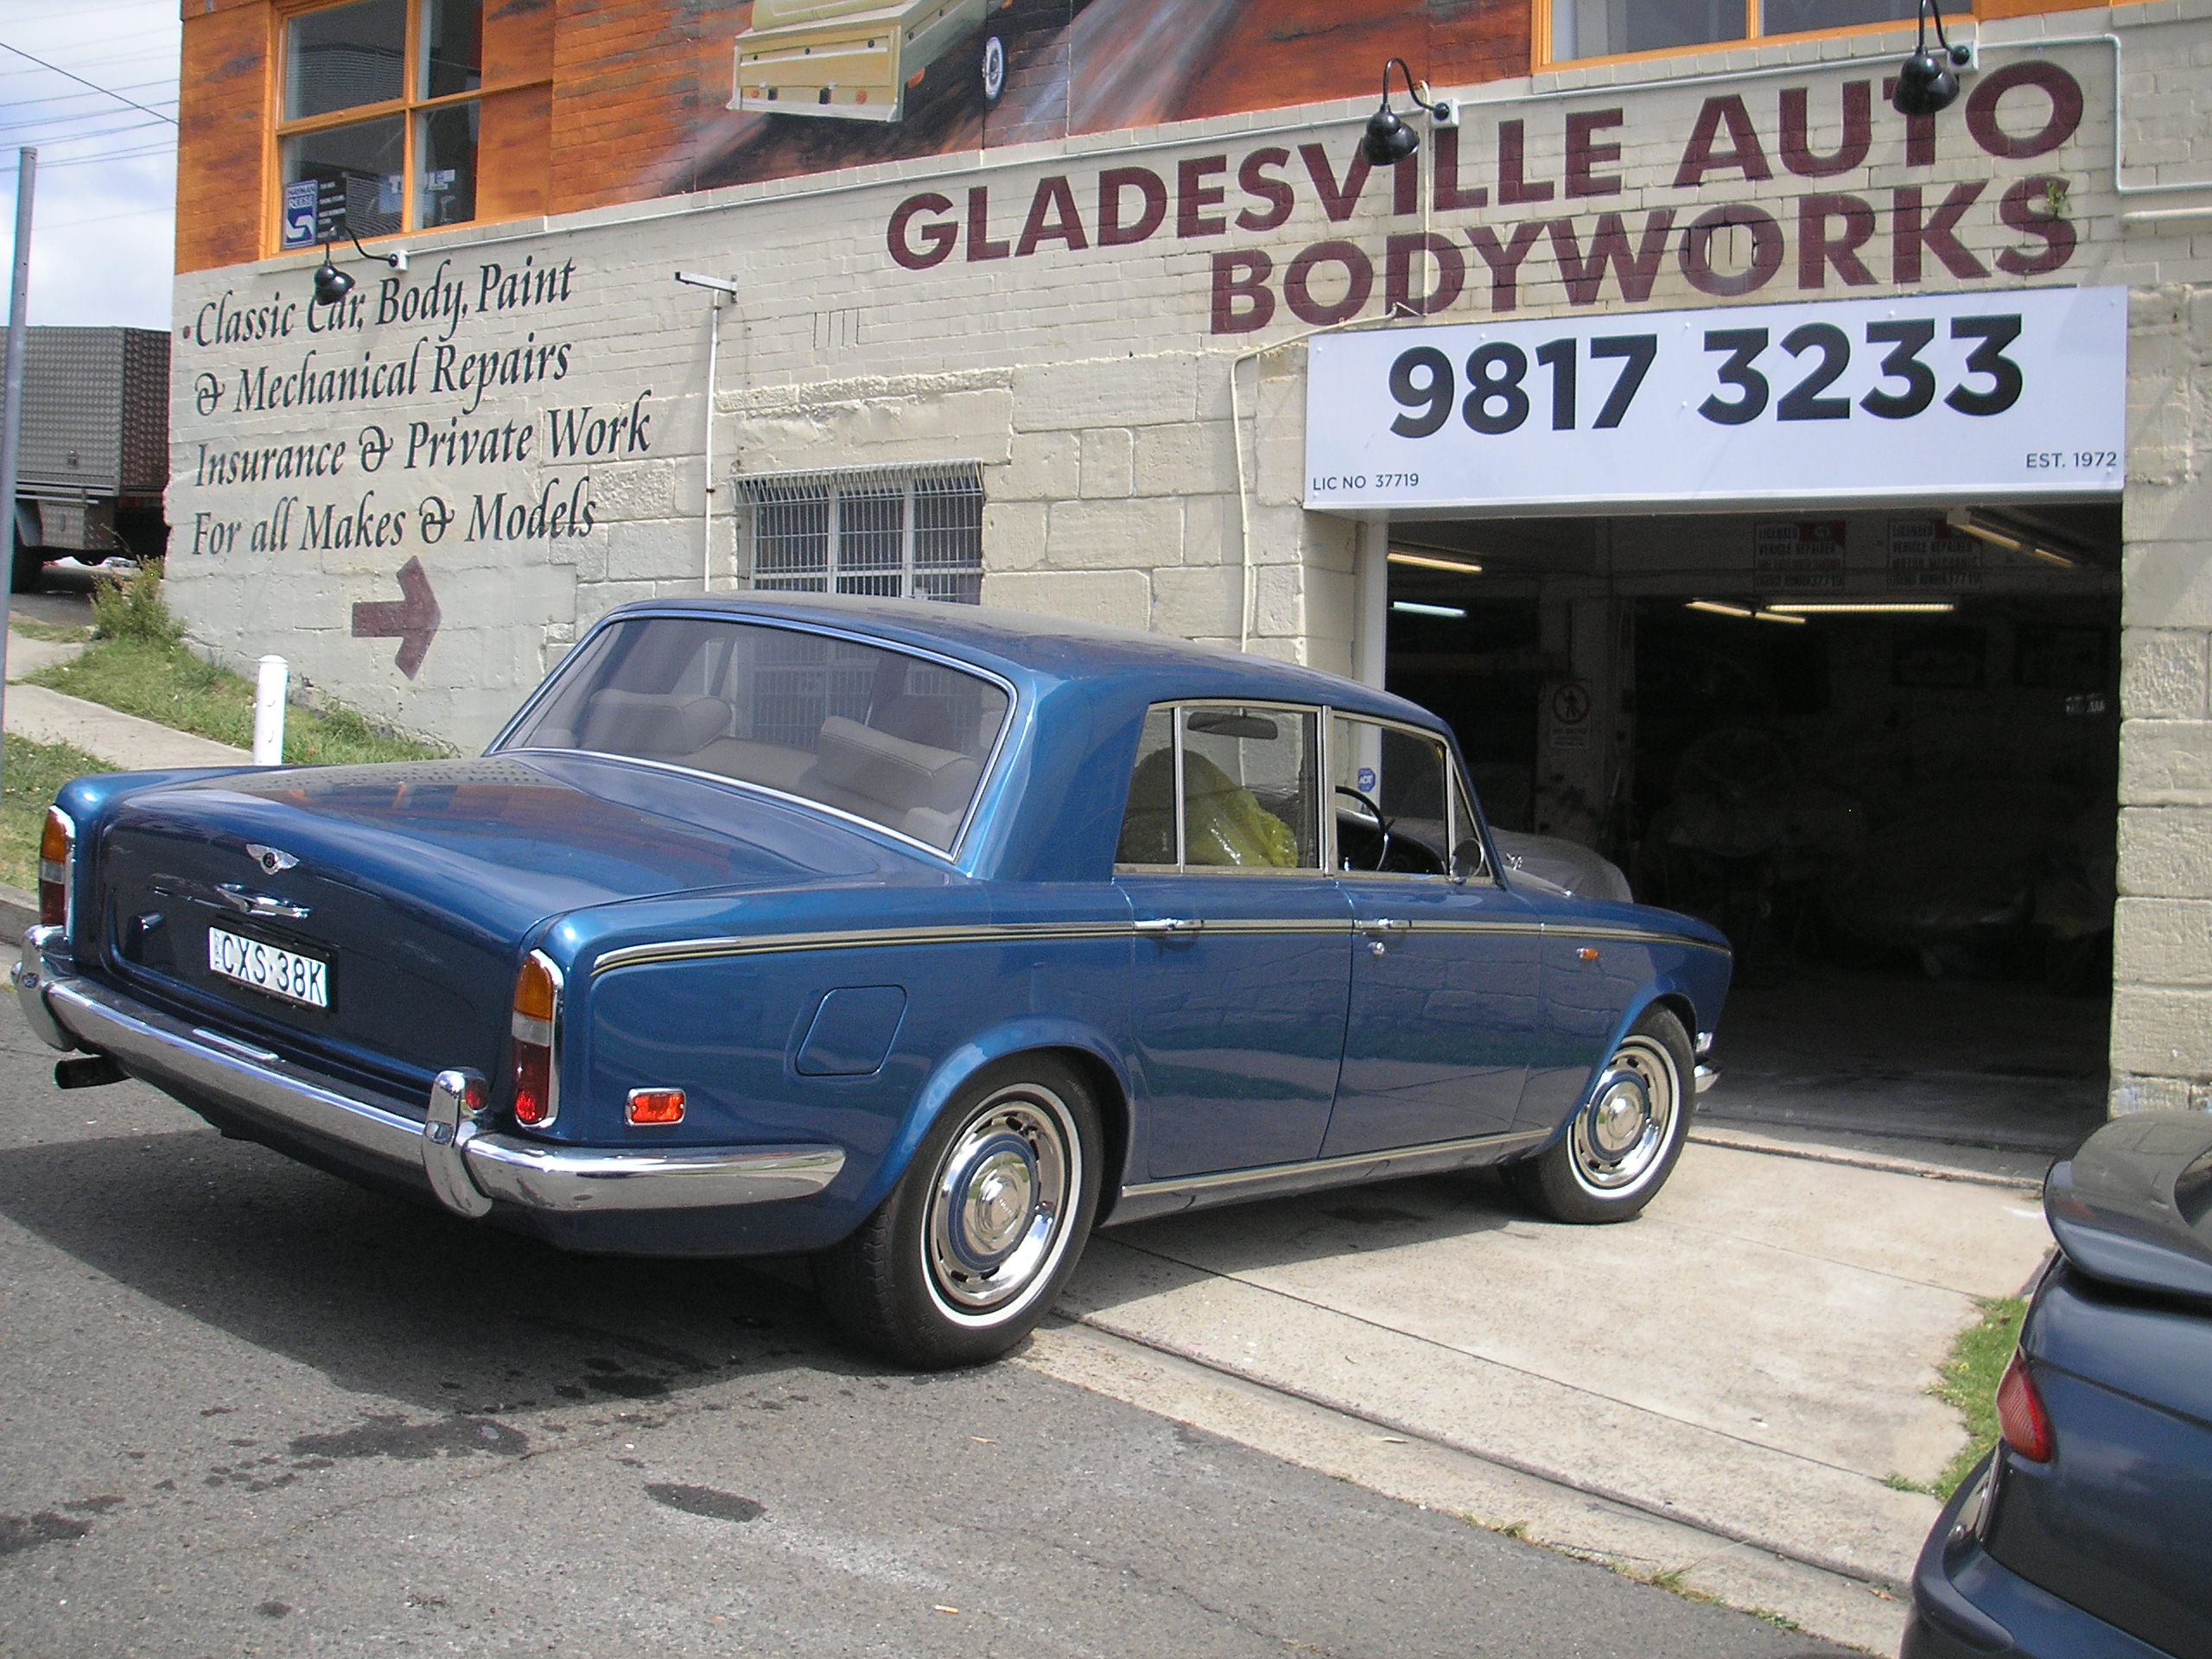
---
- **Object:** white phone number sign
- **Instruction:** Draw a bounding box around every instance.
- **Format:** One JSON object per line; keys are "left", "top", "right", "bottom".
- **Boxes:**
{"left": 1304, "top": 287, "right": 2126, "bottom": 513}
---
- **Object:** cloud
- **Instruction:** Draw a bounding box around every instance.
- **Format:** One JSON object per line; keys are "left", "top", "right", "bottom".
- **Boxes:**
{"left": 0, "top": 1, "right": 181, "bottom": 329}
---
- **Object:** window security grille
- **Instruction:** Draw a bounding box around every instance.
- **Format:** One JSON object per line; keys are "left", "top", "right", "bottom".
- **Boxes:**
{"left": 738, "top": 463, "right": 984, "bottom": 605}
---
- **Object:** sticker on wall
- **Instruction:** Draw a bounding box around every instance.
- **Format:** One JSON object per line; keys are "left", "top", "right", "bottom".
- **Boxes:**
{"left": 1888, "top": 517, "right": 1984, "bottom": 592}
{"left": 1754, "top": 521, "right": 1847, "bottom": 596}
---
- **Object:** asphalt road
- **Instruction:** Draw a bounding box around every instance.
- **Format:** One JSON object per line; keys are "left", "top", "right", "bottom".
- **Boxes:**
{"left": 0, "top": 1011, "right": 1842, "bottom": 1657}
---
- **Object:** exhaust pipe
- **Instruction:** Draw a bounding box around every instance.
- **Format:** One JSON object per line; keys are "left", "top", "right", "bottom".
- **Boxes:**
{"left": 55, "top": 1053, "right": 127, "bottom": 1090}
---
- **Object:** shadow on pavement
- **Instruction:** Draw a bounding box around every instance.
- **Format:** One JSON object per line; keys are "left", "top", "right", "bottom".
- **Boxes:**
{"left": 0, "top": 1126, "right": 857, "bottom": 1411}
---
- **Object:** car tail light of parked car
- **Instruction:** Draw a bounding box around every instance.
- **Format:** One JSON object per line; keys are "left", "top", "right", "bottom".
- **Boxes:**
{"left": 1996, "top": 1350, "right": 2053, "bottom": 1464}
{"left": 38, "top": 807, "right": 73, "bottom": 931}
{"left": 511, "top": 950, "right": 562, "bottom": 1128}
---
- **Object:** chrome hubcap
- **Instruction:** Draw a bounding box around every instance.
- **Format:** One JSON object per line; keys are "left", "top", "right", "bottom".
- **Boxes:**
{"left": 1569, "top": 1036, "right": 1679, "bottom": 1196}
{"left": 925, "top": 1086, "right": 1077, "bottom": 1318}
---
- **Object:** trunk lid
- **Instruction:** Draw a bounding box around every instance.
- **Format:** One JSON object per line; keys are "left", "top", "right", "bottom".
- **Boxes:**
{"left": 88, "top": 753, "right": 884, "bottom": 1094}
{"left": 2044, "top": 1111, "right": 2212, "bottom": 1310}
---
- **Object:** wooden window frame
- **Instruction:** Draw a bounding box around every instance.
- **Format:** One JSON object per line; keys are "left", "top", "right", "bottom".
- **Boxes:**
{"left": 1534, "top": 1, "right": 1985, "bottom": 73}
{"left": 267, "top": 0, "right": 549, "bottom": 256}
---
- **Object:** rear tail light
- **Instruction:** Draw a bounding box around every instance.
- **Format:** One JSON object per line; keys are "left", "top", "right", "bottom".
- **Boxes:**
{"left": 510, "top": 950, "right": 563, "bottom": 1128}
{"left": 626, "top": 1089, "right": 685, "bottom": 1126}
{"left": 38, "top": 807, "right": 74, "bottom": 931}
{"left": 1997, "top": 1350, "right": 2053, "bottom": 1464}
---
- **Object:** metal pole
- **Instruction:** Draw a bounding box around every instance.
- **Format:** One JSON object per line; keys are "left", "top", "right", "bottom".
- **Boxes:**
{"left": 701, "top": 289, "right": 720, "bottom": 591}
{"left": 0, "top": 147, "right": 37, "bottom": 791}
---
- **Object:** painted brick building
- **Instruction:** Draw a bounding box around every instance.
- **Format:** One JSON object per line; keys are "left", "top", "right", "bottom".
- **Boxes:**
{"left": 168, "top": 0, "right": 2212, "bottom": 1122}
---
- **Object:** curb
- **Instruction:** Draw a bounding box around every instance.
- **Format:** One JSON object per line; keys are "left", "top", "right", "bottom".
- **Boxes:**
{"left": 1688, "top": 1126, "right": 2046, "bottom": 1192}
{"left": 0, "top": 881, "right": 34, "bottom": 942}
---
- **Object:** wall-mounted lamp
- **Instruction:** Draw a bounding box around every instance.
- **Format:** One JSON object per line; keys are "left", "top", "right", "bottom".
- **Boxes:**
{"left": 1891, "top": 0, "right": 1974, "bottom": 118}
{"left": 310, "top": 218, "right": 407, "bottom": 306}
{"left": 1392, "top": 600, "right": 1466, "bottom": 620}
{"left": 1363, "top": 58, "right": 1458, "bottom": 168}
{"left": 1946, "top": 508, "right": 2088, "bottom": 569}
{"left": 1387, "top": 546, "right": 1483, "bottom": 575}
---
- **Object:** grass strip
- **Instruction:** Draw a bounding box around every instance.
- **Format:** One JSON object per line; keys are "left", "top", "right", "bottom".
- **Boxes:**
{"left": 28, "top": 638, "right": 447, "bottom": 766}
{"left": 1, "top": 733, "right": 118, "bottom": 893}
{"left": 1887, "top": 1295, "right": 2028, "bottom": 1498}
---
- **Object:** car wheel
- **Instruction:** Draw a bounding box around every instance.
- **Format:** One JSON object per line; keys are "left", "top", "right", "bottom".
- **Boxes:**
{"left": 980, "top": 33, "right": 1007, "bottom": 104}
{"left": 1505, "top": 1007, "right": 1692, "bottom": 1224}
{"left": 817, "top": 1057, "right": 1100, "bottom": 1369}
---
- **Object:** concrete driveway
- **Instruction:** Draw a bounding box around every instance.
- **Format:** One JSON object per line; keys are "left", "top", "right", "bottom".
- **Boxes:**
{"left": 1033, "top": 1136, "right": 2056, "bottom": 1656}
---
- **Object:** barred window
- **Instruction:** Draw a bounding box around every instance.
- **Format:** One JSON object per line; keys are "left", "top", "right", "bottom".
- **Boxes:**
{"left": 740, "top": 464, "right": 984, "bottom": 605}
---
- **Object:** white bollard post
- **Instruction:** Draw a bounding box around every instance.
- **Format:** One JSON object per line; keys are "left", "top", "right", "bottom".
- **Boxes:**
{"left": 253, "top": 655, "right": 288, "bottom": 766}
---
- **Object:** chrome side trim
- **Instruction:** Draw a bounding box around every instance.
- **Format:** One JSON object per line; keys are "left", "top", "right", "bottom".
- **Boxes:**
{"left": 594, "top": 913, "right": 1721, "bottom": 975}
{"left": 594, "top": 920, "right": 1135, "bottom": 975}
{"left": 1109, "top": 1128, "right": 1548, "bottom": 1226}
{"left": 29, "top": 966, "right": 845, "bottom": 1219}
{"left": 1555, "top": 924, "right": 1733, "bottom": 956}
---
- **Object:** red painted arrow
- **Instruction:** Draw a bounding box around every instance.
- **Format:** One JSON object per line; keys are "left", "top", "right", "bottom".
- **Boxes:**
{"left": 351, "top": 556, "right": 441, "bottom": 679}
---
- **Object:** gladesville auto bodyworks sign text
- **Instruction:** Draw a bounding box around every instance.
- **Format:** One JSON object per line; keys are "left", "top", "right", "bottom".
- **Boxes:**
{"left": 1303, "top": 285, "right": 2123, "bottom": 513}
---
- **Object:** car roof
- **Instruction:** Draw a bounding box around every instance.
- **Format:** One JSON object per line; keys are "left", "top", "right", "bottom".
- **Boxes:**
{"left": 605, "top": 593, "right": 1445, "bottom": 729}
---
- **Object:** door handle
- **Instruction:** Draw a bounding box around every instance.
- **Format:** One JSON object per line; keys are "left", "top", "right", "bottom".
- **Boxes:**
{"left": 1354, "top": 918, "right": 1410, "bottom": 934}
{"left": 1133, "top": 918, "right": 1205, "bottom": 935}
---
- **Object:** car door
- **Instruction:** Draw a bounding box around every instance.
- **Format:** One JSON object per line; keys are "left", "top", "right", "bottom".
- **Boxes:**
{"left": 1322, "top": 715, "right": 1541, "bottom": 1159}
{"left": 1113, "top": 702, "right": 1353, "bottom": 1180}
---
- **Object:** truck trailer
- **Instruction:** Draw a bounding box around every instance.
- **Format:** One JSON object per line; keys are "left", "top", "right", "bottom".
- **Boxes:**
{"left": 9, "top": 325, "right": 170, "bottom": 590}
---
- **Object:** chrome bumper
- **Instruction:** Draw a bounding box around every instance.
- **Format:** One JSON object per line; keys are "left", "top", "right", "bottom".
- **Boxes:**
{"left": 12, "top": 926, "right": 845, "bottom": 1219}
{"left": 1694, "top": 1064, "right": 1718, "bottom": 1095}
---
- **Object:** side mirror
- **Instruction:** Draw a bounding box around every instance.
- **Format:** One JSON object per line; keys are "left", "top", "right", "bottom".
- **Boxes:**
{"left": 1451, "top": 836, "right": 1489, "bottom": 883}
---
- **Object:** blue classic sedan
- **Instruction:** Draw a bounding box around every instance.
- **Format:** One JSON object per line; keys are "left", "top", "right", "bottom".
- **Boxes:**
{"left": 16, "top": 596, "right": 1730, "bottom": 1366}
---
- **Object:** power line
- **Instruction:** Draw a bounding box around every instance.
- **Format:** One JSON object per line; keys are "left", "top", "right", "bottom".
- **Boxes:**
{"left": 32, "top": 143, "right": 175, "bottom": 168}
{"left": 0, "top": 39, "right": 177, "bottom": 124}
{"left": 0, "top": 117, "right": 174, "bottom": 143}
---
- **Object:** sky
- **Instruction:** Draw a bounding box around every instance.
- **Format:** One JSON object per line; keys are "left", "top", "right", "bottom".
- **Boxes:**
{"left": 0, "top": 0, "right": 181, "bottom": 330}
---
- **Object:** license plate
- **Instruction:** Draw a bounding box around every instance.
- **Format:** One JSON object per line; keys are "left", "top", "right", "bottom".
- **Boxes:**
{"left": 207, "top": 926, "right": 329, "bottom": 1009}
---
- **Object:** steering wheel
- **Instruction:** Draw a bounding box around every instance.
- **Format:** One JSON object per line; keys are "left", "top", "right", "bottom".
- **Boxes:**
{"left": 1333, "top": 784, "right": 1392, "bottom": 872}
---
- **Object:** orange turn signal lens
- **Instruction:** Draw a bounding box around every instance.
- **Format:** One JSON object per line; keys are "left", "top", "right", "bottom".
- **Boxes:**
{"left": 38, "top": 806, "right": 74, "bottom": 930}
{"left": 510, "top": 950, "right": 563, "bottom": 1128}
{"left": 626, "top": 1089, "right": 686, "bottom": 1127}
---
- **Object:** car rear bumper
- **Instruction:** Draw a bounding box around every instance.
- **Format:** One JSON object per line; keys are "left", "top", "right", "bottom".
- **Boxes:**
{"left": 1903, "top": 1458, "right": 2176, "bottom": 1659}
{"left": 14, "top": 926, "right": 845, "bottom": 1223}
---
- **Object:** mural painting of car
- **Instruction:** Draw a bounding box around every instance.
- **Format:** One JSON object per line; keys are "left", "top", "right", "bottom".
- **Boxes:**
{"left": 14, "top": 596, "right": 1731, "bottom": 1368}
{"left": 731, "top": 0, "right": 1017, "bottom": 123}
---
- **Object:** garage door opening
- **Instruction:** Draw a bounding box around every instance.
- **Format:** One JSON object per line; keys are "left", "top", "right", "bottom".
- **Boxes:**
{"left": 1382, "top": 502, "right": 2120, "bottom": 1157}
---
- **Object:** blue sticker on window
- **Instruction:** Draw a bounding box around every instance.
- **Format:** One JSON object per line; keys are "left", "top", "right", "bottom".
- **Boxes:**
{"left": 281, "top": 179, "right": 318, "bottom": 250}
{"left": 1357, "top": 767, "right": 1377, "bottom": 791}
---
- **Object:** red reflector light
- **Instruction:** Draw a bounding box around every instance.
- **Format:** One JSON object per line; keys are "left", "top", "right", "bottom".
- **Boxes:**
{"left": 1997, "top": 1351, "right": 2053, "bottom": 1464}
{"left": 38, "top": 806, "right": 73, "bottom": 930}
{"left": 510, "top": 951, "right": 563, "bottom": 1128}
{"left": 626, "top": 1089, "right": 686, "bottom": 1127}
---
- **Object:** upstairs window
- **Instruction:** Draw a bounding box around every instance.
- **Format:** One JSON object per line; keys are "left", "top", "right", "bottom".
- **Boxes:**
{"left": 277, "top": 0, "right": 486, "bottom": 245}
{"left": 1547, "top": 0, "right": 1930, "bottom": 64}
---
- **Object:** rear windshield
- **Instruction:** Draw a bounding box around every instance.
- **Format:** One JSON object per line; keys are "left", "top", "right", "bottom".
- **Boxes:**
{"left": 499, "top": 616, "right": 1010, "bottom": 852}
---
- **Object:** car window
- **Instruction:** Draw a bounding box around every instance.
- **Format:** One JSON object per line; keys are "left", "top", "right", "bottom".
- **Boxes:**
{"left": 1115, "top": 703, "right": 1319, "bottom": 871}
{"left": 499, "top": 616, "right": 1008, "bottom": 852}
{"left": 1330, "top": 715, "right": 1452, "bottom": 878}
